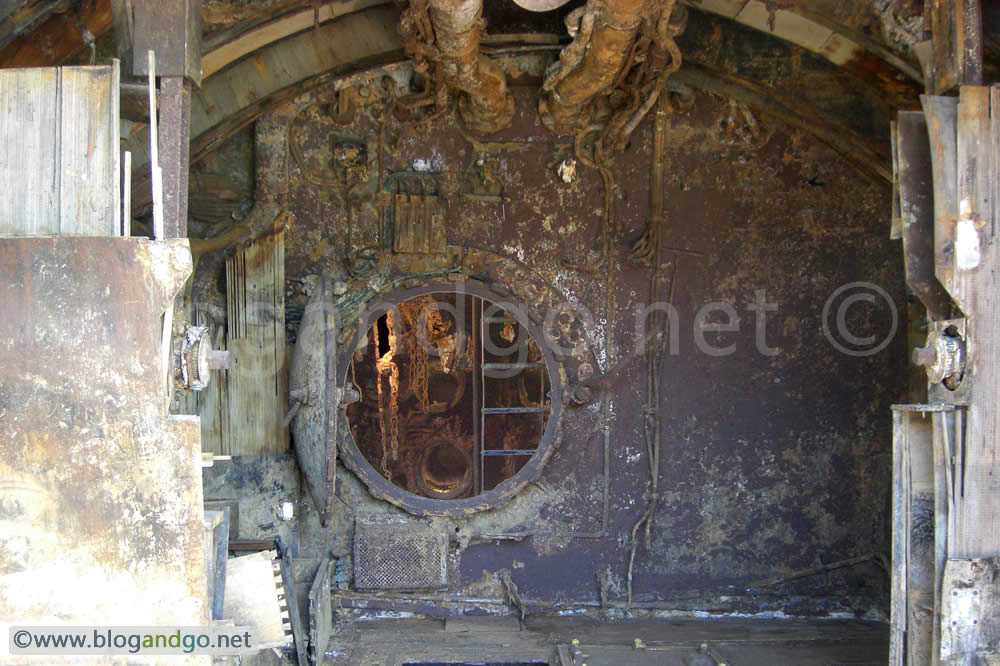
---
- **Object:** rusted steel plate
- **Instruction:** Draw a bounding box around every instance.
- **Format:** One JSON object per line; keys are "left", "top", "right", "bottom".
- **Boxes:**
{"left": 896, "top": 110, "right": 954, "bottom": 321}
{"left": 0, "top": 237, "right": 206, "bottom": 628}
{"left": 921, "top": 94, "right": 961, "bottom": 312}
{"left": 290, "top": 273, "right": 338, "bottom": 525}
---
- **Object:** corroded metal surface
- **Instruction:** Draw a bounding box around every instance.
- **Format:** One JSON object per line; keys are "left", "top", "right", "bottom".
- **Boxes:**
{"left": 0, "top": 237, "right": 209, "bottom": 634}
{"left": 226, "top": 53, "right": 909, "bottom": 617}
{"left": 538, "top": 0, "right": 673, "bottom": 136}
{"left": 337, "top": 279, "right": 568, "bottom": 518}
{"left": 290, "top": 273, "right": 338, "bottom": 526}
{"left": 398, "top": 0, "right": 515, "bottom": 134}
{"left": 354, "top": 515, "right": 448, "bottom": 589}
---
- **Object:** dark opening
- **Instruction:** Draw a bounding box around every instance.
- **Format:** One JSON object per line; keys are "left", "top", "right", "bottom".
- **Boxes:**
{"left": 346, "top": 292, "right": 551, "bottom": 500}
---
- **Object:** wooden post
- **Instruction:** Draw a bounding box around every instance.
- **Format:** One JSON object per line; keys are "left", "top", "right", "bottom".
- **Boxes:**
{"left": 148, "top": 50, "right": 164, "bottom": 241}
{"left": 927, "top": 0, "right": 983, "bottom": 94}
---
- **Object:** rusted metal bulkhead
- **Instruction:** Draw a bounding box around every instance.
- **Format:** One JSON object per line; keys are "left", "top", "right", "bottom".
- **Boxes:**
{"left": 405, "top": 0, "right": 515, "bottom": 134}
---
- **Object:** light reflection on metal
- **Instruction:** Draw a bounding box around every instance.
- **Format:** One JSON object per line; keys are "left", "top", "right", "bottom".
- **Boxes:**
{"left": 512, "top": 0, "right": 573, "bottom": 11}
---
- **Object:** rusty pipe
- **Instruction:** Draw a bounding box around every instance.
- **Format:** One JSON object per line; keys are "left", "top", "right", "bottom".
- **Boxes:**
{"left": 539, "top": 0, "right": 650, "bottom": 135}
{"left": 426, "top": 0, "right": 514, "bottom": 134}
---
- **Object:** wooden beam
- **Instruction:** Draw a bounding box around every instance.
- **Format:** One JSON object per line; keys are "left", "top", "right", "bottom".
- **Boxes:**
{"left": 0, "top": 64, "right": 120, "bottom": 236}
{"left": 224, "top": 231, "right": 288, "bottom": 455}
{"left": 0, "top": 0, "right": 111, "bottom": 68}
{"left": 952, "top": 86, "right": 1000, "bottom": 559}
{"left": 928, "top": 0, "right": 983, "bottom": 94}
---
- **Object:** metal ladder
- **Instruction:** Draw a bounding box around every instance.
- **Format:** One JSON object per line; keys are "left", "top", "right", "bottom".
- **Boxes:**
{"left": 474, "top": 298, "right": 547, "bottom": 493}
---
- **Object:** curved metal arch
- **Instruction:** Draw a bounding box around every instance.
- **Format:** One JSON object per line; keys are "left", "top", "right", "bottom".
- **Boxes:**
{"left": 126, "top": 4, "right": 404, "bottom": 214}
{"left": 122, "top": 3, "right": 902, "bottom": 217}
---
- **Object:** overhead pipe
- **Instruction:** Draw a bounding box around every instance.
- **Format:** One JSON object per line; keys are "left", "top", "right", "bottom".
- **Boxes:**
{"left": 423, "top": 0, "right": 515, "bottom": 134}
{"left": 538, "top": 0, "right": 649, "bottom": 135}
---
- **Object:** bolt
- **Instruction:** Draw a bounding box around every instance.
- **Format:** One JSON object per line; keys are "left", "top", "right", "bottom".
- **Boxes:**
{"left": 342, "top": 386, "right": 361, "bottom": 405}
{"left": 569, "top": 384, "right": 592, "bottom": 405}
{"left": 912, "top": 344, "right": 938, "bottom": 367}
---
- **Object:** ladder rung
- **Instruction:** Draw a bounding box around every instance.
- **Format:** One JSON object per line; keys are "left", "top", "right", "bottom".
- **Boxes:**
{"left": 482, "top": 406, "right": 547, "bottom": 414}
{"left": 482, "top": 362, "right": 545, "bottom": 371}
{"left": 482, "top": 449, "right": 536, "bottom": 456}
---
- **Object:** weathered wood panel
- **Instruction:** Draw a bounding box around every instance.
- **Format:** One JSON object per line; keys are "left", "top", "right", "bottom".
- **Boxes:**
{"left": 953, "top": 86, "right": 1000, "bottom": 560}
{"left": 308, "top": 555, "right": 333, "bottom": 666}
{"left": 891, "top": 407, "right": 941, "bottom": 666}
{"left": 0, "top": 64, "right": 119, "bottom": 236}
{"left": 224, "top": 231, "right": 288, "bottom": 455}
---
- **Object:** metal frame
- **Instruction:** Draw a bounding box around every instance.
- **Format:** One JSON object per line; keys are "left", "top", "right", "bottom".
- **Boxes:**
{"left": 336, "top": 278, "right": 565, "bottom": 518}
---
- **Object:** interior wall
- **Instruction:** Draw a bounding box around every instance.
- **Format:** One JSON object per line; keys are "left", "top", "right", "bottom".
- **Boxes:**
{"left": 192, "top": 54, "right": 906, "bottom": 616}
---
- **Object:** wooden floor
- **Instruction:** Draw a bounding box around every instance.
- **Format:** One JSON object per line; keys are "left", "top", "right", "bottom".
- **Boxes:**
{"left": 247, "top": 615, "right": 888, "bottom": 665}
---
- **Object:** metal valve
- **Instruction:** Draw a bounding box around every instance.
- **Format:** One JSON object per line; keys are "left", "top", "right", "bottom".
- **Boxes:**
{"left": 913, "top": 329, "right": 965, "bottom": 389}
{"left": 175, "top": 326, "right": 229, "bottom": 392}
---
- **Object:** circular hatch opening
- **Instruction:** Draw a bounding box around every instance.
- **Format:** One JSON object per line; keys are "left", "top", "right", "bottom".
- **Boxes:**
{"left": 343, "top": 287, "right": 560, "bottom": 514}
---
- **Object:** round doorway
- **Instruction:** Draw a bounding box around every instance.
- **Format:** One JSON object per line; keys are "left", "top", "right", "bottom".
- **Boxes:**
{"left": 341, "top": 282, "right": 563, "bottom": 516}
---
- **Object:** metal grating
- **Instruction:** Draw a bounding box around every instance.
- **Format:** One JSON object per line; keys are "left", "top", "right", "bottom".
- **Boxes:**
{"left": 353, "top": 516, "right": 448, "bottom": 590}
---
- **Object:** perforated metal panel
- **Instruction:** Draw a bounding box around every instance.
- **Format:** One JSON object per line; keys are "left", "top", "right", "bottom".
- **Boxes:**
{"left": 353, "top": 517, "right": 448, "bottom": 590}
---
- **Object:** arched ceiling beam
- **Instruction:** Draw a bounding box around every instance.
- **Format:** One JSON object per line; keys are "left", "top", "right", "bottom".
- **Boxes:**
{"left": 199, "top": 0, "right": 919, "bottom": 90}
{"left": 201, "top": 0, "right": 392, "bottom": 80}
{"left": 124, "top": 10, "right": 888, "bottom": 219}
{"left": 0, "top": 0, "right": 919, "bottom": 100}
{"left": 686, "top": 0, "right": 922, "bottom": 82}
{"left": 126, "top": 5, "right": 403, "bottom": 214}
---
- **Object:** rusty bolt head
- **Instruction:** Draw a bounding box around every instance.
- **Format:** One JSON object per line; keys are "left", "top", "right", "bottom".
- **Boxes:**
{"left": 341, "top": 386, "right": 361, "bottom": 405}
{"left": 569, "top": 383, "right": 593, "bottom": 405}
{"left": 914, "top": 329, "right": 964, "bottom": 386}
{"left": 912, "top": 344, "right": 937, "bottom": 368}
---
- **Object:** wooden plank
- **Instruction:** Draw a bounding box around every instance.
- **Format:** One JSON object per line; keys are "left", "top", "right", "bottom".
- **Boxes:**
{"left": 909, "top": 413, "right": 936, "bottom": 665}
{"left": 929, "top": 0, "right": 959, "bottom": 93}
{"left": 0, "top": 67, "right": 58, "bottom": 235}
{"left": 890, "top": 411, "right": 908, "bottom": 666}
{"left": 955, "top": 0, "right": 984, "bottom": 87}
{"left": 57, "top": 65, "right": 119, "bottom": 234}
{"left": 891, "top": 120, "right": 902, "bottom": 240}
{"left": 0, "top": 64, "right": 119, "bottom": 236}
{"left": 224, "top": 231, "right": 289, "bottom": 455}
{"left": 307, "top": 556, "right": 333, "bottom": 666}
{"left": 892, "top": 409, "right": 940, "bottom": 666}
{"left": 953, "top": 86, "right": 1000, "bottom": 560}
{"left": 952, "top": 86, "right": 991, "bottom": 317}
{"left": 932, "top": 409, "right": 954, "bottom": 662}
{"left": 928, "top": 0, "right": 983, "bottom": 94}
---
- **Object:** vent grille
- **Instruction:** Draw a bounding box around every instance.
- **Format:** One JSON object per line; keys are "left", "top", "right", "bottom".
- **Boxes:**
{"left": 353, "top": 516, "right": 448, "bottom": 590}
